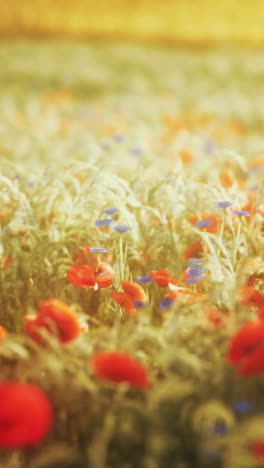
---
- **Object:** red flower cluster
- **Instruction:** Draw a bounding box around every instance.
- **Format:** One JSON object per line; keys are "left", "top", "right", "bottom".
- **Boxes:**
{"left": 25, "top": 298, "right": 84, "bottom": 344}
{"left": 147, "top": 269, "right": 178, "bottom": 287}
{"left": 0, "top": 381, "right": 53, "bottom": 448}
{"left": 227, "top": 319, "right": 264, "bottom": 376}
{"left": 239, "top": 287, "right": 264, "bottom": 308}
{"left": 163, "top": 287, "right": 207, "bottom": 305}
{"left": 110, "top": 281, "right": 147, "bottom": 314}
{"left": 0, "top": 325, "right": 7, "bottom": 340}
{"left": 67, "top": 261, "right": 114, "bottom": 289}
{"left": 204, "top": 307, "right": 230, "bottom": 329}
{"left": 251, "top": 439, "right": 264, "bottom": 462}
{"left": 90, "top": 351, "right": 149, "bottom": 389}
{"left": 183, "top": 241, "right": 203, "bottom": 260}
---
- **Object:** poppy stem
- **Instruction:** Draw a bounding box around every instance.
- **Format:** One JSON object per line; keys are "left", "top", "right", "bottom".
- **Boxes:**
{"left": 232, "top": 219, "right": 242, "bottom": 268}
{"left": 217, "top": 212, "right": 225, "bottom": 257}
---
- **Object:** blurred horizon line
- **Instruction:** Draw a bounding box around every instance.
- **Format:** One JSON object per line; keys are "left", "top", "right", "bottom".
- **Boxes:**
{"left": 1, "top": 0, "right": 264, "bottom": 45}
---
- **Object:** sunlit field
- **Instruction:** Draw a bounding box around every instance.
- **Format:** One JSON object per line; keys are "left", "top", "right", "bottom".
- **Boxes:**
{"left": 1, "top": 0, "right": 264, "bottom": 44}
{"left": 0, "top": 40, "right": 264, "bottom": 468}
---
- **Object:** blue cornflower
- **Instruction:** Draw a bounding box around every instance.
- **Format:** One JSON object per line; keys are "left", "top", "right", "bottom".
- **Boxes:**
{"left": 113, "top": 134, "right": 125, "bottom": 142}
{"left": 186, "top": 277, "right": 202, "bottom": 284}
{"left": 232, "top": 400, "right": 254, "bottom": 413}
{"left": 195, "top": 219, "right": 213, "bottom": 228}
{"left": 232, "top": 210, "right": 250, "bottom": 216}
{"left": 90, "top": 247, "right": 108, "bottom": 253}
{"left": 131, "top": 147, "right": 143, "bottom": 156}
{"left": 217, "top": 201, "right": 232, "bottom": 209}
{"left": 113, "top": 225, "right": 131, "bottom": 233}
{"left": 95, "top": 219, "right": 113, "bottom": 227}
{"left": 187, "top": 266, "right": 204, "bottom": 277}
{"left": 188, "top": 258, "right": 202, "bottom": 265}
{"left": 103, "top": 208, "right": 118, "bottom": 215}
{"left": 136, "top": 275, "right": 154, "bottom": 284}
{"left": 204, "top": 139, "right": 215, "bottom": 155}
{"left": 212, "top": 422, "right": 229, "bottom": 435}
{"left": 159, "top": 297, "right": 175, "bottom": 309}
{"left": 134, "top": 300, "right": 146, "bottom": 308}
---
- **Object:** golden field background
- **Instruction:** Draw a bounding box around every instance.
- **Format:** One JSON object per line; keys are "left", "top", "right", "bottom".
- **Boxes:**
{"left": 1, "top": 0, "right": 264, "bottom": 44}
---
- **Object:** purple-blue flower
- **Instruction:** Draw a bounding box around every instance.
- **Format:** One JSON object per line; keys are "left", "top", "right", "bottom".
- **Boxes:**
{"left": 159, "top": 297, "right": 175, "bottom": 309}
{"left": 113, "top": 224, "right": 131, "bottom": 232}
{"left": 232, "top": 400, "right": 254, "bottom": 413}
{"left": 195, "top": 219, "right": 213, "bottom": 228}
{"left": 136, "top": 275, "right": 154, "bottom": 284}
{"left": 134, "top": 300, "right": 146, "bottom": 308}
{"left": 212, "top": 422, "right": 229, "bottom": 435}
{"left": 186, "top": 277, "right": 202, "bottom": 284}
{"left": 131, "top": 147, "right": 143, "bottom": 156}
{"left": 204, "top": 139, "right": 215, "bottom": 155}
{"left": 90, "top": 247, "right": 108, "bottom": 253}
{"left": 113, "top": 225, "right": 131, "bottom": 233}
{"left": 232, "top": 210, "right": 250, "bottom": 216}
{"left": 217, "top": 201, "right": 232, "bottom": 209}
{"left": 211, "top": 241, "right": 227, "bottom": 248}
{"left": 188, "top": 258, "right": 202, "bottom": 265}
{"left": 113, "top": 134, "right": 125, "bottom": 142}
{"left": 103, "top": 208, "right": 118, "bottom": 215}
{"left": 187, "top": 266, "right": 204, "bottom": 277}
{"left": 95, "top": 219, "right": 113, "bottom": 227}
{"left": 187, "top": 266, "right": 203, "bottom": 275}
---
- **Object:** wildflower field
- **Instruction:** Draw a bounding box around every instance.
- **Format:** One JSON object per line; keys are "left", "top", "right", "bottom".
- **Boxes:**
{"left": 1, "top": 40, "right": 264, "bottom": 468}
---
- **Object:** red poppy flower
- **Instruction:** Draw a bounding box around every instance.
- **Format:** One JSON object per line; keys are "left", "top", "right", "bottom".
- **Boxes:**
{"left": 2, "top": 255, "right": 11, "bottom": 270}
{"left": 110, "top": 281, "right": 147, "bottom": 314}
{"left": 0, "top": 325, "right": 7, "bottom": 340}
{"left": 227, "top": 319, "right": 264, "bottom": 376}
{"left": 251, "top": 439, "right": 264, "bottom": 462}
{"left": 205, "top": 307, "right": 230, "bottom": 329}
{"left": 163, "top": 287, "right": 207, "bottom": 305}
{"left": 258, "top": 307, "right": 264, "bottom": 320}
{"left": 95, "top": 262, "right": 115, "bottom": 288}
{"left": 0, "top": 381, "right": 53, "bottom": 448}
{"left": 220, "top": 170, "right": 234, "bottom": 188}
{"left": 67, "top": 262, "right": 114, "bottom": 289}
{"left": 239, "top": 287, "right": 264, "bottom": 308}
{"left": 25, "top": 298, "right": 83, "bottom": 344}
{"left": 90, "top": 351, "right": 149, "bottom": 389}
{"left": 183, "top": 241, "right": 203, "bottom": 260}
{"left": 147, "top": 269, "right": 178, "bottom": 288}
{"left": 73, "top": 245, "right": 99, "bottom": 266}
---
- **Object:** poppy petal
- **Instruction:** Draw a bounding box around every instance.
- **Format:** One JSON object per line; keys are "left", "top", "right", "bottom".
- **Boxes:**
{"left": 90, "top": 351, "right": 149, "bottom": 389}
{"left": 121, "top": 281, "right": 147, "bottom": 302}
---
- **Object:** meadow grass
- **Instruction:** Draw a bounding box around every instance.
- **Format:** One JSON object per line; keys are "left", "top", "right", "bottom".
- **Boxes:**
{"left": 0, "top": 40, "right": 264, "bottom": 468}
